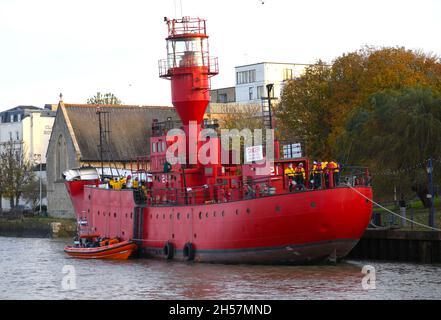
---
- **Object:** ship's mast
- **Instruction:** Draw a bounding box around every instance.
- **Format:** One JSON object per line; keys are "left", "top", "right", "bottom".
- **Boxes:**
{"left": 159, "top": 16, "right": 219, "bottom": 166}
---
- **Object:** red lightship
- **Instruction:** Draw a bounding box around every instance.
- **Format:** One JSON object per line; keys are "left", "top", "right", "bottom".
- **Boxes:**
{"left": 64, "top": 17, "right": 372, "bottom": 264}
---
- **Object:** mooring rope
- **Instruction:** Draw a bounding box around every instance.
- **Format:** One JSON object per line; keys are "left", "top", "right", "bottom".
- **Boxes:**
{"left": 347, "top": 184, "right": 441, "bottom": 232}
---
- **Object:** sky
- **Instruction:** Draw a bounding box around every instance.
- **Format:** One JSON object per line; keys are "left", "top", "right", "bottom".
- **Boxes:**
{"left": 0, "top": 0, "right": 440, "bottom": 110}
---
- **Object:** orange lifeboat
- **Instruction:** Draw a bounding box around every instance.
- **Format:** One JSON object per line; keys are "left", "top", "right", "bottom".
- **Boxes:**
{"left": 64, "top": 236, "right": 137, "bottom": 260}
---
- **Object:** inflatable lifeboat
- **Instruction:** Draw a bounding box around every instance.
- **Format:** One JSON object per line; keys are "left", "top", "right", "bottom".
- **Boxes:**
{"left": 64, "top": 234, "right": 137, "bottom": 260}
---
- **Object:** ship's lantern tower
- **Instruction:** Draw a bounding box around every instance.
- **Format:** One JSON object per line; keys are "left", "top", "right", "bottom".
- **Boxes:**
{"left": 159, "top": 17, "right": 218, "bottom": 126}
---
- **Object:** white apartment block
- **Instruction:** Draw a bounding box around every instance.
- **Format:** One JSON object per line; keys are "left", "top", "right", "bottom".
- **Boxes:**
{"left": 234, "top": 62, "right": 309, "bottom": 104}
{"left": 0, "top": 105, "right": 56, "bottom": 210}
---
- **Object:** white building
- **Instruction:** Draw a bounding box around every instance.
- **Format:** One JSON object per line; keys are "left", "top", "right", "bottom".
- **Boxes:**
{"left": 234, "top": 62, "right": 310, "bottom": 104}
{"left": 0, "top": 105, "right": 56, "bottom": 210}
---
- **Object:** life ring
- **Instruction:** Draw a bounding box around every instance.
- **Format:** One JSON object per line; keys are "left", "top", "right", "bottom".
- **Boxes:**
{"left": 183, "top": 242, "right": 195, "bottom": 261}
{"left": 163, "top": 241, "right": 174, "bottom": 260}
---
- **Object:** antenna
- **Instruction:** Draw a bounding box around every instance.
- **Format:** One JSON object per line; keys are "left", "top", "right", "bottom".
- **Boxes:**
{"left": 172, "top": 0, "right": 183, "bottom": 18}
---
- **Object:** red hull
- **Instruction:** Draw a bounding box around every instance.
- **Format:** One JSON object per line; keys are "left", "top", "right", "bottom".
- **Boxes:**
{"left": 65, "top": 181, "right": 372, "bottom": 264}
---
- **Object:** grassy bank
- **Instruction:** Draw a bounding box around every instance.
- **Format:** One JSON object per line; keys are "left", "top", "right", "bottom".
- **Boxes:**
{"left": 372, "top": 198, "right": 441, "bottom": 231}
{"left": 0, "top": 216, "right": 76, "bottom": 238}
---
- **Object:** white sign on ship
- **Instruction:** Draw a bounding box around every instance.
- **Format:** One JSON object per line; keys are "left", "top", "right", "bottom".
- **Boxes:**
{"left": 245, "top": 145, "right": 264, "bottom": 162}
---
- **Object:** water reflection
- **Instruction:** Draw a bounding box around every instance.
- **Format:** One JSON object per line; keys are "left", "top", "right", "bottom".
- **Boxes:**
{"left": 0, "top": 237, "right": 440, "bottom": 300}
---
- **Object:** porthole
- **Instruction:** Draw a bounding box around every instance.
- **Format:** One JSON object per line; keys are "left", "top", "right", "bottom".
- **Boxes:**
{"left": 163, "top": 214, "right": 165, "bottom": 219}
{"left": 97, "top": 211, "right": 100, "bottom": 216}
{"left": 187, "top": 213, "right": 190, "bottom": 219}
{"left": 170, "top": 213, "right": 173, "bottom": 219}
{"left": 310, "top": 202, "right": 316, "bottom": 208}
{"left": 213, "top": 211, "right": 216, "bottom": 217}
{"left": 246, "top": 208, "right": 251, "bottom": 214}
{"left": 221, "top": 211, "right": 225, "bottom": 217}
{"left": 150, "top": 214, "right": 152, "bottom": 219}
{"left": 172, "top": 233, "right": 175, "bottom": 239}
{"left": 125, "top": 213, "right": 128, "bottom": 218}
{"left": 177, "top": 213, "right": 181, "bottom": 220}
{"left": 199, "top": 212, "right": 202, "bottom": 219}
{"left": 194, "top": 233, "right": 197, "bottom": 238}
{"left": 114, "top": 213, "right": 117, "bottom": 218}
{"left": 156, "top": 214, "right": 159, "bottom": 219}
{"left": 275, "top": 206, "right": 281, "bottom": 213}
{"left": 206, "top": 212, "right": 209, "bottom": 218}
{"left": 236, "top": 209, "right": 239, "bottom": 215}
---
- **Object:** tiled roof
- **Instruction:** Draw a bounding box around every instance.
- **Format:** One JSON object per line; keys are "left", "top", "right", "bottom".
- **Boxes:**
{"left": 61, "top": 103, "right": 177, "bottom": 162}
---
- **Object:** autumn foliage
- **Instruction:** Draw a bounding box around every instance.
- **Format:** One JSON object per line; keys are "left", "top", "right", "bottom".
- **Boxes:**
{"left": 279, "top": 46, "right": 441, "bottom": 200}
{"left": 279, "top": 47, "right": 441, "bottom": 159}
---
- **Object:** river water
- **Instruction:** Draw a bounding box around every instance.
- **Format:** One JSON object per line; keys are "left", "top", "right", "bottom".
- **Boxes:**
{"left": 1, "top": 236, "right": 440, "bottom": 300}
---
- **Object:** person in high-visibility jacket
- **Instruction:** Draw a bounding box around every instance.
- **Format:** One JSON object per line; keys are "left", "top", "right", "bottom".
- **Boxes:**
{"left": 313, "top": 161, "right": 323, "bottom": 189}
{"left": 284, "top": 163, "right": 296, "bottom": 192}
{"left": 132, "top": 177, "right": 139, "bottom": 189}
{"left": 294, "top": 163, "right": 306, "bottom": 190}
{"left": 120, "top": 177, "right": 127, "bottom": 189}
{"left": 113, "top": 178, "right": 121, "bottom": 190}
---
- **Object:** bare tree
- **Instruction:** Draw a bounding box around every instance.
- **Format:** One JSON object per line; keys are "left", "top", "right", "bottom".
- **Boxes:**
{"left": 0, "top": 141, "right": 35, "bottom": 209}
{"left": 22, "top": 180, "right": 47, "bottom": 211}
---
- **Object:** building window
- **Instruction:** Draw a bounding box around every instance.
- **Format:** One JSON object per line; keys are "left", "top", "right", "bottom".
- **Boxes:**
{"left": 236, "top": 69, "right": 256, "bottom": 85}
{"left": 9, "top": 132, "right": 12, "bottom": 140}
{"left": 10, "top": 115, "right": 13, "bottom": 122}
{"left": 249, "top": 87, "right": 254, "bottom": 100}
{"left": 283, "top": 68, "right": 293, "bottom": 80}
{"left": 17, "top": 114, "right": 21, "bottom": 121}
{"left": 218, "top": 93, "right": 227, "bottom": 103}
{"left": 16, "top": 131, "right": 19, "bottom": 140}
{"left": 152, "top": 142, "right": 157, "bottom": 153}
{"left": 257, "top": 86, "right": 264, "bottom": 99}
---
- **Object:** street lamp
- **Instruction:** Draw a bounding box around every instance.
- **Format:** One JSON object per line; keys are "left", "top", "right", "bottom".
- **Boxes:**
{"left": 33, "top": 153, "right": 42, "bottom": 215}
{"left": 426, "top": 157, "right": 435, "bottom": 227}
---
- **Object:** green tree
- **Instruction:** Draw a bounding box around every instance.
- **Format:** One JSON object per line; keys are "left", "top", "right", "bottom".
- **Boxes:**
{"left": 279, "top": 47, "right": 441, "bottom": 161}
{"left": 87, "top": 92, "right": 122, "bottom": 105}
{"left": 278, "top": 60, "right": 332, "bottom": 158}
{"left": 336, "top": 86, "right": 441, "bottom": 204}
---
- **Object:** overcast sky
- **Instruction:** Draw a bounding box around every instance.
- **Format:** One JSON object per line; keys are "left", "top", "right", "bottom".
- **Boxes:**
{"left": 0, "top": 0, "right": 440, "bottom": 110}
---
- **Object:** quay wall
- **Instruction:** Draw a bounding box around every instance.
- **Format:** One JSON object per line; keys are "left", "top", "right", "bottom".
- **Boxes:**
{"left": 349, "top": 229, "right": 441, "bottom": 263}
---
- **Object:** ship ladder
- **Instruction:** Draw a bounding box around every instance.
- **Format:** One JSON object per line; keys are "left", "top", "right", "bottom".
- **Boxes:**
{"left": 132, "top": 206, "right": 145, "bottom": 257}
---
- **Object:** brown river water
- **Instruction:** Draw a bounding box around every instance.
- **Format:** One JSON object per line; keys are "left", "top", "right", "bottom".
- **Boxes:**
{"left": 1, "top": 236, "right": 440, "bottom": 300}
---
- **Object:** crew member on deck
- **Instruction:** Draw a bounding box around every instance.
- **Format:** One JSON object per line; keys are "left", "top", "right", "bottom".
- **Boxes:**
{"left": 284, "top": 164, "right": 296, "bottom": 192}
{"left": 315, "top": 161, "right": 323, "bottom": 189}
{"left": 133, "top": 177, "right": 139, "bottom": 189}
{"left": 294, "top": 163, "right": 306, "bottom": 190}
